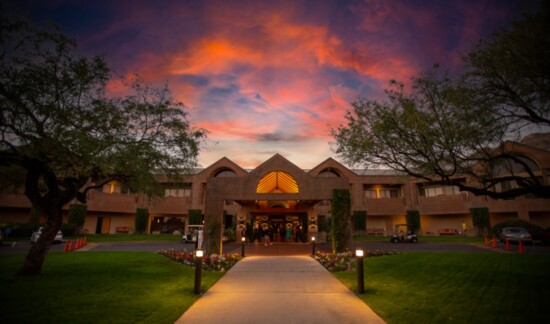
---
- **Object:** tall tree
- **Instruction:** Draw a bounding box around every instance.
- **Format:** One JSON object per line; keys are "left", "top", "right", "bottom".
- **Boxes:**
{"left": 0, "top": 16, "right": 206, "bottom": 275}
{"left": 333, "top": 3, "right": 550, "bottom": 200}
{"left": 464, "top": 1, "right": 550, "bottom": 130}
{"left": 333, "top": 68, "right": 550, "bottom": 199}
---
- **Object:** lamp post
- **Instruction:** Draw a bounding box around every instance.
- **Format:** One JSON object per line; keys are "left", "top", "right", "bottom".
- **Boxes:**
{"left": 241, "top": 236, "right": 246, "bottom": 257}
{"left": 311, "top": 236, "right": 316, "bottom": 256}
{"left": 194, "top": 250, "right": 203, "bottom": 295}
{"left": 194, "top": 231, "right": 199, "bottom": 250}
{"left": 356, "top": 249, "right": 364, "bottom": 294}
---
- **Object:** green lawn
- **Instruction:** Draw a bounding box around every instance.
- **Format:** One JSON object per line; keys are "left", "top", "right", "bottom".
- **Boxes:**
{"left": 2, "top": 251, "right": 549, "bottom": 323}
{"left": 335, "top": 252, "right": 550, "bottom": 324}
{"left": 354, "top": 235, "right": 484, "bottom": 243}
{"left": 0, "top": 252, "right": 224, "bottom": 323}
{"left": 81, "top": 234, "right": 182, "bottom": 242}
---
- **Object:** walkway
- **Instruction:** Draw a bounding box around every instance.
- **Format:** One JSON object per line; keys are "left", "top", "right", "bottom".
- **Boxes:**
{"left": 175, "top": 255, "right": 385, "bottom": 324}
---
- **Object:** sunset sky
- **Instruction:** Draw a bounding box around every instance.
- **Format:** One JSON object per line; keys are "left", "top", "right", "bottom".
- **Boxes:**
{"left": 13, "top": 0, "right": 539, "bottom": 169}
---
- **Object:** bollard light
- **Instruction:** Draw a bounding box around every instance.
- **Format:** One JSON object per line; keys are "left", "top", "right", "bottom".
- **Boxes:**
{"left": 356, "top": 249, "right": 365, "bottom": 294}
{"left": 194, "top": 250, "right": 204, "bottom": 295}
{"left": 241, "top": 236, "right": 246, "bottom": 257}
{"left": 311, "top": 236, "right": 316, "bottom": 256}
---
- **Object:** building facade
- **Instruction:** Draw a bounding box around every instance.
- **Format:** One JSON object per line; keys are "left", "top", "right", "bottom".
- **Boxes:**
{"left": 1, "top": 140, "right": 549, "bottom": 250}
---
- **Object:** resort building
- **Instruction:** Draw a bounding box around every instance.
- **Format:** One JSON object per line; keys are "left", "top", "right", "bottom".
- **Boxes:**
{"left": 1, "top": 135, "right": 549, "bottom": 251}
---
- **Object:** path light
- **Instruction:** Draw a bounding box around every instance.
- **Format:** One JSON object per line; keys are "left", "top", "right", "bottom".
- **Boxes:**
{"left": 311, "top": 236, "right": 316, "bottom": 256}
{"left": 194, "top": 250, "right": 204, "bottom": 295}
{"left": 241, "top": 236, "right": 246, "bottom": 257}
{"left": 356, "top": 249, "right": 364, "bottom": 294}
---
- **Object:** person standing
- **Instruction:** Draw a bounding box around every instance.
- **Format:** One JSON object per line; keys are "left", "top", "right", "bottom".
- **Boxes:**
{"left": 264, "top": 227, "right": 272, "bottom": 246}
{"left": 462, "top": 221, "right": 468, "bottom": 236}
{"left": 286, "top": 225, "right": 291, "bottom": 242}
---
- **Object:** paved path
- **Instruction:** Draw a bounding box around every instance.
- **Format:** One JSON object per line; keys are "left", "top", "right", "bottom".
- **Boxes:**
{"left": 175, "top": 256, "right": 385, "bottom": 324}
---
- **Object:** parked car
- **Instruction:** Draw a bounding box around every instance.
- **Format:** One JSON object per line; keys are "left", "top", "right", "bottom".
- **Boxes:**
{"left": 499, "top": 227, "right": 532, "bottom": 244}
{"left": 31, "top": 227, "right": 63, "bottom": 244}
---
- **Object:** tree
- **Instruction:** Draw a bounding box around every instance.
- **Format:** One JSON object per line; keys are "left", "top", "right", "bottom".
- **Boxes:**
{"left": 333, "top": 2, "right": 550, "bottom": 200}
{"left": 463, "top": 2, "right": 550, "bottom": 130}
{"left": 331, "top": 189, "right": 352, "bottom": 253}
{"left": 0, "top": 16, "right": 206, "bottom": 275}
{"left": 332, "top": 67, "right": 550, "bottom": 199}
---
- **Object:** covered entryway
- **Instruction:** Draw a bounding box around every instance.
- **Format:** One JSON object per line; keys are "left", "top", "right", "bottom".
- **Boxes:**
{"left": 203, "top": 154, "right": 349, "bottom": 254}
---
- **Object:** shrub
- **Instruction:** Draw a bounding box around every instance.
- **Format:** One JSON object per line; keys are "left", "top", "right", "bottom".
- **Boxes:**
{"left": 331, "top": 189, "right": 352, "bottom": 253}
{"left": 135, "top": 208, "right": 149, "bottom": 234}
{"left": 470, "top": 207, "right": 491, "bottom": 236}
{"left": 188, "top": 209, "right": 202, "bottom": 225}
{"left": 406, "top": 210, "right": 421, "bottom": 234}
{"left": 8, "top": 223, "right": 36, "bottom": 237}
{"left": 353, "top": 210, "right": 367, "bottom": 233}
{"left": 61, "top": 223, "right": 78, "bottom": 236}
{"left": 68, "top": 204, "right": 87, "bottom": 226}
{"left": 223, "top": 227, "right": 235, "bottom": 241}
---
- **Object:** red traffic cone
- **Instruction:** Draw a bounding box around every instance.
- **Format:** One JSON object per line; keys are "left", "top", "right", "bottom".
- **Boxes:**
{"left": 484, "top": 236, "right": 489, "bottom": 246}
{"left": 83, "top": 236, "right": 87, "bottom": 246}
{"left": 64, "top": 241, "right": 70, "bottom": 252}
{"left": 519, "top": 240, "right": 525, "bottom": 254}
{"left": 69, "top": 240, "right": 75, "bottom": 251}
{"left": 77, "top": 237, "right": 82, "bottom": 249}
{"left": 505, "top": 239, "right": 510, "bottom": 251}
{"left": 492, "top": 236, "right": 497, "bottom": 248}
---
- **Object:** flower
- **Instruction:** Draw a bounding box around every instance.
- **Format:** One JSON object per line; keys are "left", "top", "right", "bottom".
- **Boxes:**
{"left": 158, "top": 249, "right": 241, "bottom": 272}
{"left": 313, "top": 250, "right": 400, "bottom": 272}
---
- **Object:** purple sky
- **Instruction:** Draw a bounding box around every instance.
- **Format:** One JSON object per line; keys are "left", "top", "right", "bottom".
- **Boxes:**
{"left": 13, "top": 0, "right": 539, "bottom": 168}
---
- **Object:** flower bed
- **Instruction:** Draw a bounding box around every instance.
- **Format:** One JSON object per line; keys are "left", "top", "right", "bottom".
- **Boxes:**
{"left": 158, "top": 249, "right": 240, "bottom": 272}
{"left": 313, "top": 250, "right": 400, "bottom": 272}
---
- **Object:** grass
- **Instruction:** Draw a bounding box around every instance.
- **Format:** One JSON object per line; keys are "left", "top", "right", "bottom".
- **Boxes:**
{"left": 82, "top": 234, "right": 182, "bottom": 242}
{"left": 0, "top": 252, "right": 224, "bottom": 323}
{"left": 4, "top": 233, "right": 183, "bottom": 243}
{"left": 334, "top": 252, "right": 550, "bottom": 324}
{"left": 354, "top": 235, "right": 484, "bottom": 243}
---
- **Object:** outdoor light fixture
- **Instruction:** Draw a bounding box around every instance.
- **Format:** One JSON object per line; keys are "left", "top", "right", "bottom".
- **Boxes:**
{"left": 194, "top": 250, "right": 203, "bottom": 295}
{"left": 311, "top": 236, "right": 316, "bottom": 256}
{"left": 241, "top": 236, "right": 246, "bottom": 257}
{"left": 356, "top": 249, "right": 365, "bottom": 294}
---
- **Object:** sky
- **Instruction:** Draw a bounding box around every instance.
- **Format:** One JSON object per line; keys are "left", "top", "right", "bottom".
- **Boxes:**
{"left": 10, "top": 0, "right": 539, "bottom": 169}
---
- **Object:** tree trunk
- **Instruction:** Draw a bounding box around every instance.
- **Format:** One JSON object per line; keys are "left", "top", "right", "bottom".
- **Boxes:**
{"left": 17, "top": 207, "right": 63, "bottom": 276}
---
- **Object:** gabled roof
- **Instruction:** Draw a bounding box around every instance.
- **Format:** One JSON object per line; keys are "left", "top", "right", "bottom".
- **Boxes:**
{"left": 198, "top": 156, "right": 248, "bottom": 177}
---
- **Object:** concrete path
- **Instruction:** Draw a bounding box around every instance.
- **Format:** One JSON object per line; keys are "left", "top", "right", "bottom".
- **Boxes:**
{"left": 175, "top": 256, "right": 385, "bottom": 324}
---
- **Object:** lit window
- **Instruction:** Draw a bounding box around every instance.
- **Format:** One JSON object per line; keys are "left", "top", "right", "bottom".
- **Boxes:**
{"left": 364, "top": 185, "right": 400, "bottom": 198}
{"left": 257, "top": 171, "right": 299, "bottom": 193}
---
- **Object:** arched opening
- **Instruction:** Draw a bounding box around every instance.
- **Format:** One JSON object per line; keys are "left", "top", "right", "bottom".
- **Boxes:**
{"left": 318, "top": 169, "right": 341, "bottom": 177}
{"left": 214, "top": 169, "right": 238, "bottom": 177}
{"left": 256, "top": 171, "right": 299, "bottom": 193}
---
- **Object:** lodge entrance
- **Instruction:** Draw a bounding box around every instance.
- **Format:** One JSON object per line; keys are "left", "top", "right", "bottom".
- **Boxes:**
{"left": 250, "top": 213, "right": 308, "bottom": 243}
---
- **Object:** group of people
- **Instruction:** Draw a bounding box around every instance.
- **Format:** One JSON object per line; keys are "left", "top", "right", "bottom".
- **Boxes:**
{"left": 244, "top": 223, "right": 306, "bottom": 245}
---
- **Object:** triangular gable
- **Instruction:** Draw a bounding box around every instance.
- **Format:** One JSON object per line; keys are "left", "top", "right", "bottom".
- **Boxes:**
{"left": 198, "top": 156, "right": 248, "bottom": 178}
{"left": 248, "top": 153, "right": 310, "bottom": 178}
{"left": 308, "top": 157, "right": 356, "bottom": 179}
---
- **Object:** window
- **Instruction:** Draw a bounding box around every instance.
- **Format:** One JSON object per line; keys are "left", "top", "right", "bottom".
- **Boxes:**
{"left": 257, "top": 171, "right": 299, "bottom": 193}
{"left": 164, "top": 183, "right": 192, "bottom": 197}
{"left": 103, "top": 181, "right": 121, "bottom": 194}
{"left": 214, "top": 169, "right": 237, "bottom": 177}
{"left": 420, "top": 185, "right": 460, "bottom": 197}
{"left": 364, "top": 185, "right": 400, "bottom": 199}
{"left": 318, "top": 169, "right": 340, "bottom": 177}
